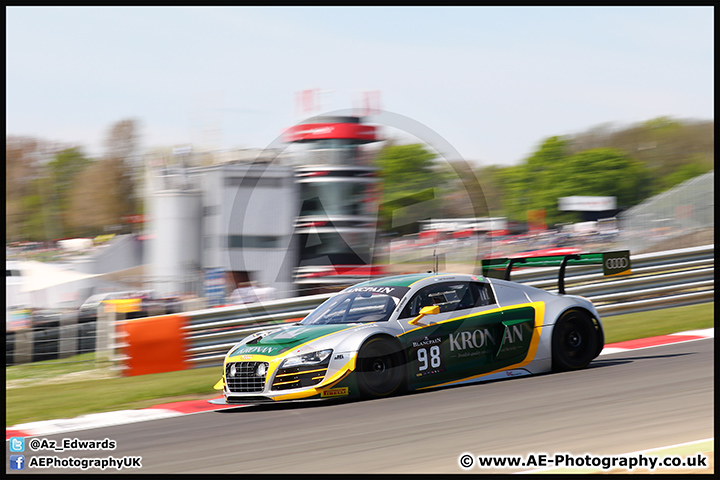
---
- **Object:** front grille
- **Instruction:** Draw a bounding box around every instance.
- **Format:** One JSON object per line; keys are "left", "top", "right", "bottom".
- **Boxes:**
{"left": 226, "top": 362, "right": 268, "bottom": 393}
{"left": 271, "top": 365, "right": 327, "bottom": 391}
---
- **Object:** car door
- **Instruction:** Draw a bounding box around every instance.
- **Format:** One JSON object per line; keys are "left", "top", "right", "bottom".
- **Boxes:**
{"left": 398, "top": 281, "right": 506, "bottom": 390}
{"left": 488, "top": 281, "right": 539, "bottom": 366}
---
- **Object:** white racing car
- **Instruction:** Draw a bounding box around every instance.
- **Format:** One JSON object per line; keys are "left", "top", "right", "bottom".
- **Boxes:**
{"left": 211, "top": 251, "right": 630, "bottom": 404}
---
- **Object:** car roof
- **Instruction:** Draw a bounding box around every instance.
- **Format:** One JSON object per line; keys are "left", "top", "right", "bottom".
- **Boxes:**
{"left": 350, "top": 272, "right": 486, "bottom": 290}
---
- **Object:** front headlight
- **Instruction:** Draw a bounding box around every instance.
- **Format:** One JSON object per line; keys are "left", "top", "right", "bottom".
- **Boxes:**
{"left": 281, "top": 349, "right": 333, "bottom": 369}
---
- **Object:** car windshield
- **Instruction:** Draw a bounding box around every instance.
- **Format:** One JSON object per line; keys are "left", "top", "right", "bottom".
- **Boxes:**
{"left": 301, "top": 291, "right": 400, "bottom": 325}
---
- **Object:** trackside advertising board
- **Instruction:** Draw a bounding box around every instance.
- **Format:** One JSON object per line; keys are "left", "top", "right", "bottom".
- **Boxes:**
{"left": 601, "top": 250, "right": 632, "bottom": 276}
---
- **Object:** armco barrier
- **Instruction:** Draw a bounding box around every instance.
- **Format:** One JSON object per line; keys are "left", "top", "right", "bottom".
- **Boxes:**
{"left": 111, "top": 245, "right": 714, "bottom": 375}
{"left": 5, "top": 311, "right": 97, "bottom": 366}
{"left": 5, "top": 297, "right": 205, "bottom": 367}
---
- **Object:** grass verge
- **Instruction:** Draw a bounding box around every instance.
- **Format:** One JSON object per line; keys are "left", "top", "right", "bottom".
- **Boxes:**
{"left": 6, "top": 302, "right": 714, "bottom": 427}
{"left": 600, "top": 302, "right": 714, "bottom": 344}
{"left": 6, "top": 367, "right": 222, "bottom": 428}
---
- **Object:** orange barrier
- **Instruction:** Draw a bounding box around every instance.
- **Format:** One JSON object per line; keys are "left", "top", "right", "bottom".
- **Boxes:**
{"left": 119, "top": 314, "right": 188, "bottom": 376}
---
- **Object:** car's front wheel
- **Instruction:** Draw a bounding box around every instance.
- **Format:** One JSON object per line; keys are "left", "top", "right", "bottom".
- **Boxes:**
{"left": 551, "top": 310, "right": 601, "bottom": 372}
{"left": 356, "top": 337, "right": 406, "bottom": 399}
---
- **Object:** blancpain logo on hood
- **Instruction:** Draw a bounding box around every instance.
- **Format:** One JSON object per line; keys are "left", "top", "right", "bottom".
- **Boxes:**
{"left": 236, "top": 346, "right": 277, "bottom": 355}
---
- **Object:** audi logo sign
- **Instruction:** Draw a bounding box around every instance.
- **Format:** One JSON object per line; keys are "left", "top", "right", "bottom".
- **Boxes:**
{"left": 605, "top": 258, "right": 629, "bottom": 269}
{"left": 602, "top": 251, "right": 632, "bottom": 276}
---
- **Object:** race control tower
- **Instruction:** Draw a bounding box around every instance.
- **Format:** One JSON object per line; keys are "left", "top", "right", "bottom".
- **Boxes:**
{"left": 284, "top": 116, "right": 384, "bottom": 293}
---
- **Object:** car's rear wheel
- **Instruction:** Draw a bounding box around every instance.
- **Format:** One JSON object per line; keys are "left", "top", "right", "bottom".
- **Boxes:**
{"left": 552, "top": 310, "right": 601, "bottom": 372}
{"left": 356, "top": 337, "right": 405, "bottom": 399}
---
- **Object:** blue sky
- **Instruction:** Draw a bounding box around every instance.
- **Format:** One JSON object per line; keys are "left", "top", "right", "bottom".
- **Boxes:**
{"left": 6, "top": 6, "right": 714, "bottom": 166}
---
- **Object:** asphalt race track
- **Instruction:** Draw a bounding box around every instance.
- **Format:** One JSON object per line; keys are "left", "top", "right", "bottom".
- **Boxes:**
{"left": 9, "top": 338, "right": 713, "bottom": 474}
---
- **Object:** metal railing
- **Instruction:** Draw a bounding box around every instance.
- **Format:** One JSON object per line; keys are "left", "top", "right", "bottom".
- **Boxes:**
{"left": 143, "top": 244, "right": 713, "bottom": 370}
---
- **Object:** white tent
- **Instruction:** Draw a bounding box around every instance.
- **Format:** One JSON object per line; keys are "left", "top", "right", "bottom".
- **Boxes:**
{"left": 18, "top": 261, "right": 99, "bottom": 292}
{"left": 8, "top": 261, "right": 149, "bottom": 310}
{"left": 8, "top": 261, "right": 99, "bottom": 309}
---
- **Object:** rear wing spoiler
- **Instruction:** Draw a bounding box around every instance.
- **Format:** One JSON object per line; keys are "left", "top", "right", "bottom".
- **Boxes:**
{"left": 481, "top": 250, "right": 631, "bottom": 294}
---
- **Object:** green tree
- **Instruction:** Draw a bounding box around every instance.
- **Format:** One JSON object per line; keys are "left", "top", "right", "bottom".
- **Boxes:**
{"left": 6, "top": 136, "right": 46, "bottom": 241}
{"left": 104, "top": 119, "right": 141, "bottom": 222}
{"left": 659, "top": 157, "right": 712, "bottom": 190}
{"left": 473, "top": 165, "right": 504, "bottom": 218}
{"left": 64, "top": 119, "right": 143, "bottom": 237}
{"left": 567, "top": 116, "right": 714, "bottom": 196}
{"left": 375, "top": 144, "right": 447, "bottom": 235}
{"left": 496, "top": 140, "right": 654, "bottom": 227}
{"left": 551, "top": 148, "right": 653, "bottom": 219}
{"left": 48, "top": 147, "right": 92, "bottom": 237}
{"left": 497, "top": 136, "right": 571, "bottom": 224}
{"left": 439, "top": 160, "right": 490, "bottom": 219}
{"left": 497, "top": 163, "right": 530, "bottom": 222}
{"left": 483, "top": 116, "right": 711, "bottom": 229}
{"left": 67, "top": 159, "right": 122, "bottom": 237}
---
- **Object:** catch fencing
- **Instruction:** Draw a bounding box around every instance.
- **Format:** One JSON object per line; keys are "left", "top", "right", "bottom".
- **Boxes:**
{"left": 618, "top": 171, "right": 714, "bottom": 254}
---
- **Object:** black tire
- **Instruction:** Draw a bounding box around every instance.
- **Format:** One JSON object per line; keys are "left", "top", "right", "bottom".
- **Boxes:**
{"left": 356, "top": 337, "right": 406, "bottom": 399}
{"left": 551, "top": 310, "right": 601, "bottom": 372}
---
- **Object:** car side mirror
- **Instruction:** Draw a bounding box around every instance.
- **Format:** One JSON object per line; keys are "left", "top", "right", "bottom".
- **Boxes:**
{"left": 409, "top": 305, "right": 440, "bottom": 325}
